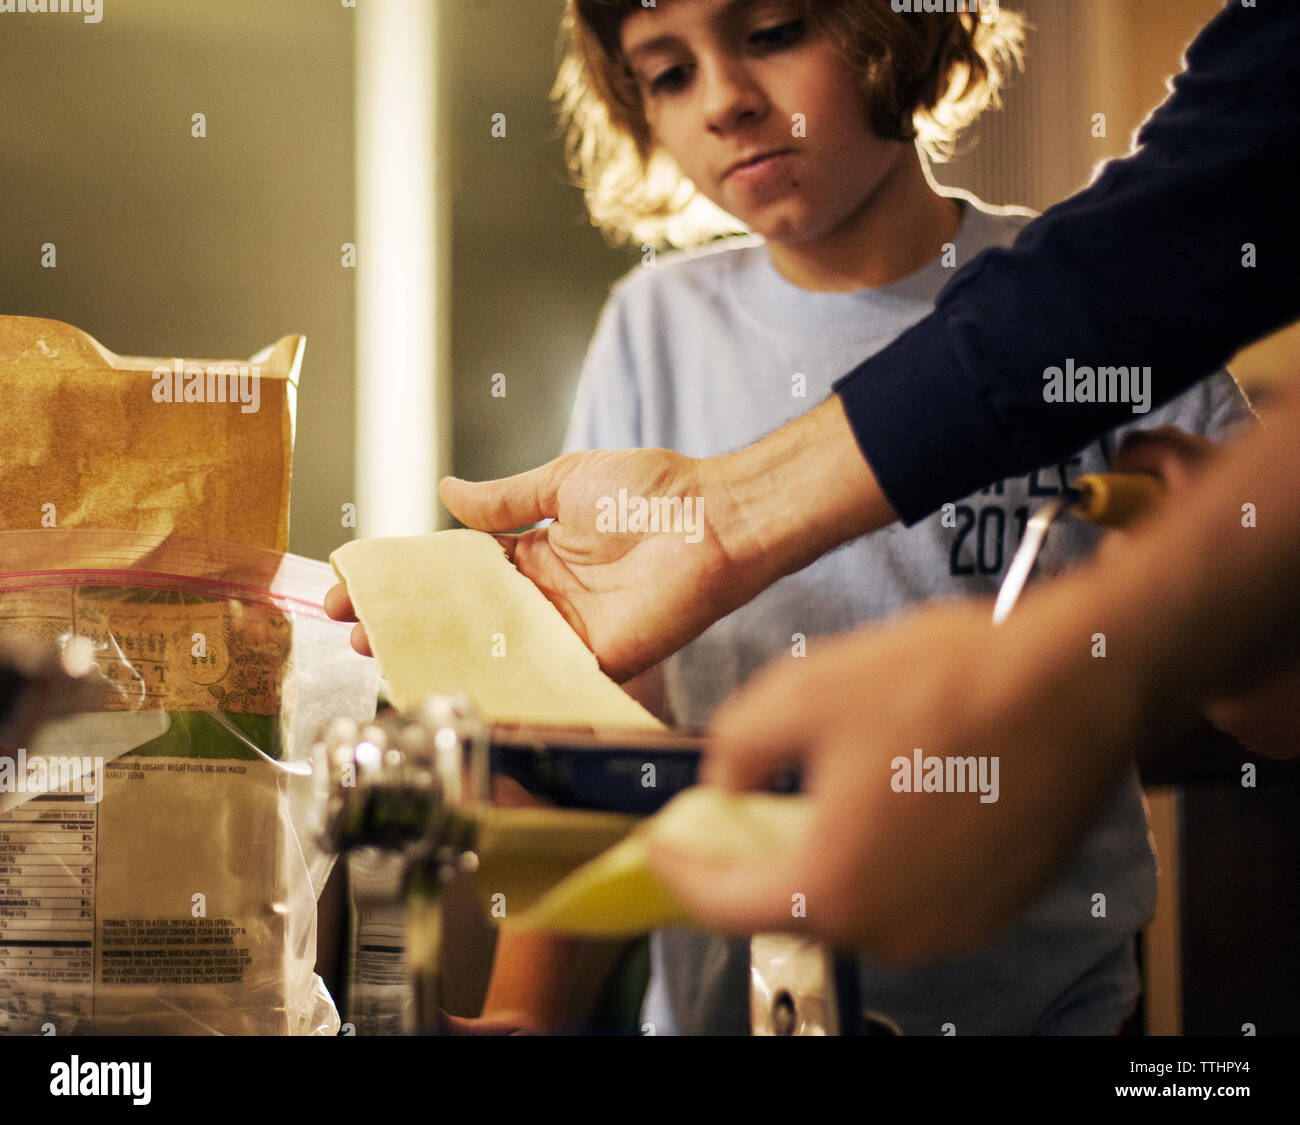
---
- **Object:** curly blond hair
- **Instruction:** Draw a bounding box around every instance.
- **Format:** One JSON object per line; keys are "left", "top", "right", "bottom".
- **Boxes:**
{"left": 555, "top": 0, "right": 1026, "bottom": 247}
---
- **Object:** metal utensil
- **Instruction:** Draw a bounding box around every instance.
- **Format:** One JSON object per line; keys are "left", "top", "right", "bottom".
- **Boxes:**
{"left": 992, "top": 471, "right": 1164, "bottom": 624}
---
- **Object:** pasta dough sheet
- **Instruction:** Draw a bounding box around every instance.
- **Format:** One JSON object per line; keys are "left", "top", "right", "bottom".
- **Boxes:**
{"left": 331, "top": 530, "right": 661, "bottom": 729}
{"left": 505, "top": 788, "right": 816, "bottom": 935}
{"left": 472, "top": 806, "right": 641, "bottom": 917}
{"left": 333, "top": 530, "right": 813, "bottom": 937}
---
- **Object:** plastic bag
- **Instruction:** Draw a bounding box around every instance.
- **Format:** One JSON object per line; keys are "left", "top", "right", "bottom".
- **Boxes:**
{"left": 0, "top": 529, "right": 378, "bottom": 1034}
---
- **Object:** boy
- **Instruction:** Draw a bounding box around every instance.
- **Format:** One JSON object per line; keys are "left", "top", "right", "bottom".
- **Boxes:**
{"left": 470, "top": 0, "right": 1255, "bottom": 1035}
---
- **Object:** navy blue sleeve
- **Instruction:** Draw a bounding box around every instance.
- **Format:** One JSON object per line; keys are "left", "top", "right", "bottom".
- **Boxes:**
{"left": 833, "top": 1, "right": 1300, "bottom": 525}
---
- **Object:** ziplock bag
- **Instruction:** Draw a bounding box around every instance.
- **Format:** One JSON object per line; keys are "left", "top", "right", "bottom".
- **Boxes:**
{"left": 0, "top": 529, "right": 378, "bottom": 1034}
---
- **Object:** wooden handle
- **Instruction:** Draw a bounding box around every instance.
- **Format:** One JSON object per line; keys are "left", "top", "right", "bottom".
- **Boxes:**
{"left": 1070, "top": 472, "right": 1164, "bottom": 528}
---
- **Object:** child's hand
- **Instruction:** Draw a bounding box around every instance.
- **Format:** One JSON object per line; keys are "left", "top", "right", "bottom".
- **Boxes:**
{"left": 438, "top": 1010, "right": 540, "bottom": 1036}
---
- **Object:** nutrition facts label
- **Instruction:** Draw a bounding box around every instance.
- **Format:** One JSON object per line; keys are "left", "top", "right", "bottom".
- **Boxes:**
{"left": 0, "top": 795, "right": 97, "bottom": 1034}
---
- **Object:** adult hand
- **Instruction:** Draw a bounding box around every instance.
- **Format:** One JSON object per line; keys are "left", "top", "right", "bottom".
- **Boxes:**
{"left": 325, "top": 399, "right": 887, "bottom": 681}
{"left": 439, "top": 399, "right": 889, "bottom": 681}
{"left": 1111, "top": 426, "right": 1300, "bottom": 759}
{"left": 649, "top": 592, "right": 1148, "bottom": 963}
{"left": 1110, "top": 425, "right": 1218, "bottom": 497}
{"left": 651, "top": 395, "right": 1300, "bottom": 955}
{"left": 438, "top": 448, "right": 755, "bottom": 683}
{"left": 323, "top": 452, "right": 743, "bottom": 678}
{"left": 323, "top": 583, "right": 372, "bottom": 657}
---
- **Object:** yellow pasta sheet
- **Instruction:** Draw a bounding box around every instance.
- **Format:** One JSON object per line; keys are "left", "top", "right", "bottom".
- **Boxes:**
{"left": 332, "top": 529, "right": 813, "bottom": 935}
{"left": 331, "top": 530, "right": 661, "bottom": 729}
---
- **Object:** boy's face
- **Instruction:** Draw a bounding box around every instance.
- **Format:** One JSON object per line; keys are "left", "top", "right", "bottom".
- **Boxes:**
{"left": 620, "top": 0, "right": 907, "bottom": 245}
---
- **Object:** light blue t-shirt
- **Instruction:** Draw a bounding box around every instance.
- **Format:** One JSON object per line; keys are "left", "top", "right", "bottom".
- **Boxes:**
{"left": 564, "top": 198, "right": 1254, "bottom": 1035}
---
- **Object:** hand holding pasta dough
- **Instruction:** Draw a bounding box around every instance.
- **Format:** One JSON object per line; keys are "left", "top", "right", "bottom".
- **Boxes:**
{"left": 329, "top": 400, "right": 886, "bottom": 684}
{"left": 655, "top": 390, "right": 1300, "bottom": 956}
{"left": 436, "top": 448, "right": 759, "bottom": 684}
{"left": 327, "top": 447, "right": 733, "bottom": 682}
{"left": 435, "top": 402, "right": 887, "bottom": 683}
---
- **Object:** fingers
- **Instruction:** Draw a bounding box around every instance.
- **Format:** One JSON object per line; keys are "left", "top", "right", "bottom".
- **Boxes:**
{"left": 325, "top": 582, "right": 371, "bottom": 656}
{"left": 440, "top": 458, "right": 566, "bottom": 532}
{"left": 492, "top": 534, "right": 519, "bottom": 564}
{"left": 1114, "top": 427, "right": 1218, "bottom": 493}
{"left": 323, "top": 583, "right": 355, "bottom": 622}
{"left": 647, "top": 837, "right": 814, "bottom": 936}
{"left": 439, "top": 1011, "right": 538, "bottom": 1036}
{"left": 703, "top": 662, "right": 819, "bottom": 792}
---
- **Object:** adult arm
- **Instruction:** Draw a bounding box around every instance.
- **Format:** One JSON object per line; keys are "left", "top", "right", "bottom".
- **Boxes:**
{"left": 837, "top": 1, "right": 1300, "bottom": 523}
{"left": 650, "top": 382, "right": 1300, "bottom": 958}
